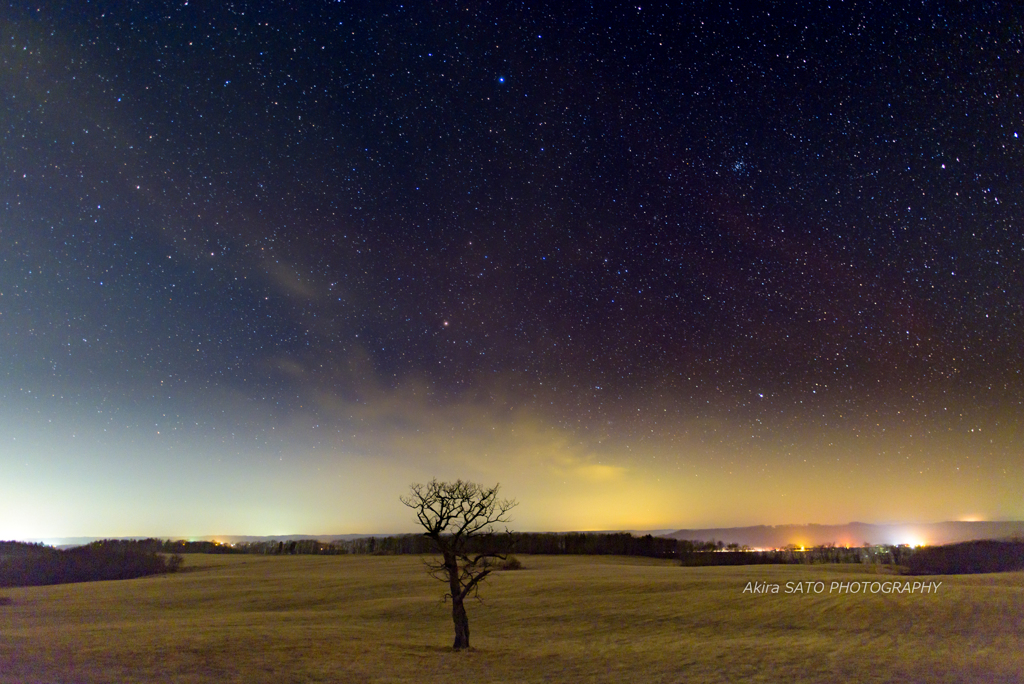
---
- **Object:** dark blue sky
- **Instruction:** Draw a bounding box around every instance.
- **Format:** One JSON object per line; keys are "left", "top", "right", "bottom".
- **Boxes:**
{"left": 2, "top": 1, "right": 1021, "bottom": 537}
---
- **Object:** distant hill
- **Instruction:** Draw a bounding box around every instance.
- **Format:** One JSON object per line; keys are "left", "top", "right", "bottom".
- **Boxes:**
{"left": 21, "top": 534, "right": 397, "bottom": 548}
{"left": 18, "top": 522, "right": 1024, "bottom": 550}
{"left": 665, "top": 521, "right": 1024, "bottom": 548}
{"left": 196, "top": 534, "right": 399, "bottom": 544}
{"left": 0, "top": 540, "right": 180, "bottom": 587}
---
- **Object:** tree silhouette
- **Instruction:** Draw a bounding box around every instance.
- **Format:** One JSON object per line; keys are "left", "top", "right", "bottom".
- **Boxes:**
{"left": 401, "top": 479, "right": 517, "bottom": 650}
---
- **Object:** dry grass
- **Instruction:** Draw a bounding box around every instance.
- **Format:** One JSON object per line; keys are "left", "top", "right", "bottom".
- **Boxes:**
{"left": 1, "top": 554, "right": 1022, "bottom": 683}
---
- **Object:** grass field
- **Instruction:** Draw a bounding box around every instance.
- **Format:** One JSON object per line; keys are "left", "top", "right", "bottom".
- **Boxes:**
{"left": 2, "top": 554, "right": 1022, "bottom": 683}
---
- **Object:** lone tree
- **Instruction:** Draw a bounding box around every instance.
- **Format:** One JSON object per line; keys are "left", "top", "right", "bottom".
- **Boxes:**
{"left": 401, "top": 479, "right": 517, "bottom": 650}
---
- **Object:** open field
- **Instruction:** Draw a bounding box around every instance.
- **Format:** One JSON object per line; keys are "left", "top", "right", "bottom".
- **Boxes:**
{"left": 2, "top": 554, "right": 1023, "bottom": 683}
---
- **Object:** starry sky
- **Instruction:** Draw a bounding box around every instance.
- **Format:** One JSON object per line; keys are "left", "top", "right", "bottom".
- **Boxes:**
{"left": 2, "top": 1, "right": 1022, "bottom": 539}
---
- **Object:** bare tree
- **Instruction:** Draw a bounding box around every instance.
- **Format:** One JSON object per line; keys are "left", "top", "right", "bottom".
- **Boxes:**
{"left": 401, "top": 479, "right": 517, "bottom": 650}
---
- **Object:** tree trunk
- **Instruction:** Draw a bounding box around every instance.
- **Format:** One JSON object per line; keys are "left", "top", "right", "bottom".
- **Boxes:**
{"left": 451, "top": 595, "right": 470, "bottom": 649}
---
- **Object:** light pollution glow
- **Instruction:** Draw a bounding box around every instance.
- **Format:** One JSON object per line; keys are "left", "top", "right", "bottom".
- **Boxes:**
{"left": 1, "top": 385, "right": 1019, "bottom": 540}
{"left": 2, "top": 2, "right": 1021, "bottom": 543}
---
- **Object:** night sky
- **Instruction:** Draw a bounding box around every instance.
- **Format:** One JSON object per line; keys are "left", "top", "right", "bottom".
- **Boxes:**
{"left": 2, "top": 1, "right": 1022, "bottom": 539}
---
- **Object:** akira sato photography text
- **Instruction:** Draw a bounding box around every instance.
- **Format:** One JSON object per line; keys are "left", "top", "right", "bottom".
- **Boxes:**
{"left": 743, "top": 580, "right": 943, "bottom": 595}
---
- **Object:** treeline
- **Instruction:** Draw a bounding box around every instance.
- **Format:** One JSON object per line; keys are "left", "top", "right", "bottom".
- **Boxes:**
{"left": 3, "top": 536, "right": 927, "bottom": 571}
{"left": 334, "top": 532, "right": 680, "bottom": 558}
{"left": 209, "top": 533, "right": 681, "bottom": 558}
{"left": 333, "top": 534, "right": 912, "bottom": 565}
{"left": 511, "top": 532, "right": 679, "bottom": 557}
{"left": 0, "top": 540, "right": 182, "bottom": 588}
{"left": 678, "top": 542, "right": 917, "bottom": 567}
{"left": 905, "top": 540, "right": 1024, "bottom": 575}
{"left": 143, "top": 534, "right": 920, "bottom": 565}
{"left": 6, "top": 537, "right": 1018, "bottom": 582}
{"left": 158, "top": 533, "right": 896, "bottom": 563}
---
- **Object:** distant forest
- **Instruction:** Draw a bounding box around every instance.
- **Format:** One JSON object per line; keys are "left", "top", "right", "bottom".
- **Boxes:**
{"left": 159, "top": 533, "right": 909, "bottom": 565}
{"left": 3, "top": 535, "right": 1022, "bottom": 588}
{"left": 157, "top": 534, "right": 1024, "bottom": 573}
{"left": 0, "top": 540, "right": 181, "bottom": 587}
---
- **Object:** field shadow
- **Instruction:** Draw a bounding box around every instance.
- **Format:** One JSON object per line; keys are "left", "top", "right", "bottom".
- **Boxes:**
{"left": 411, "top": 644, "right": 483, "bottom": 655}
